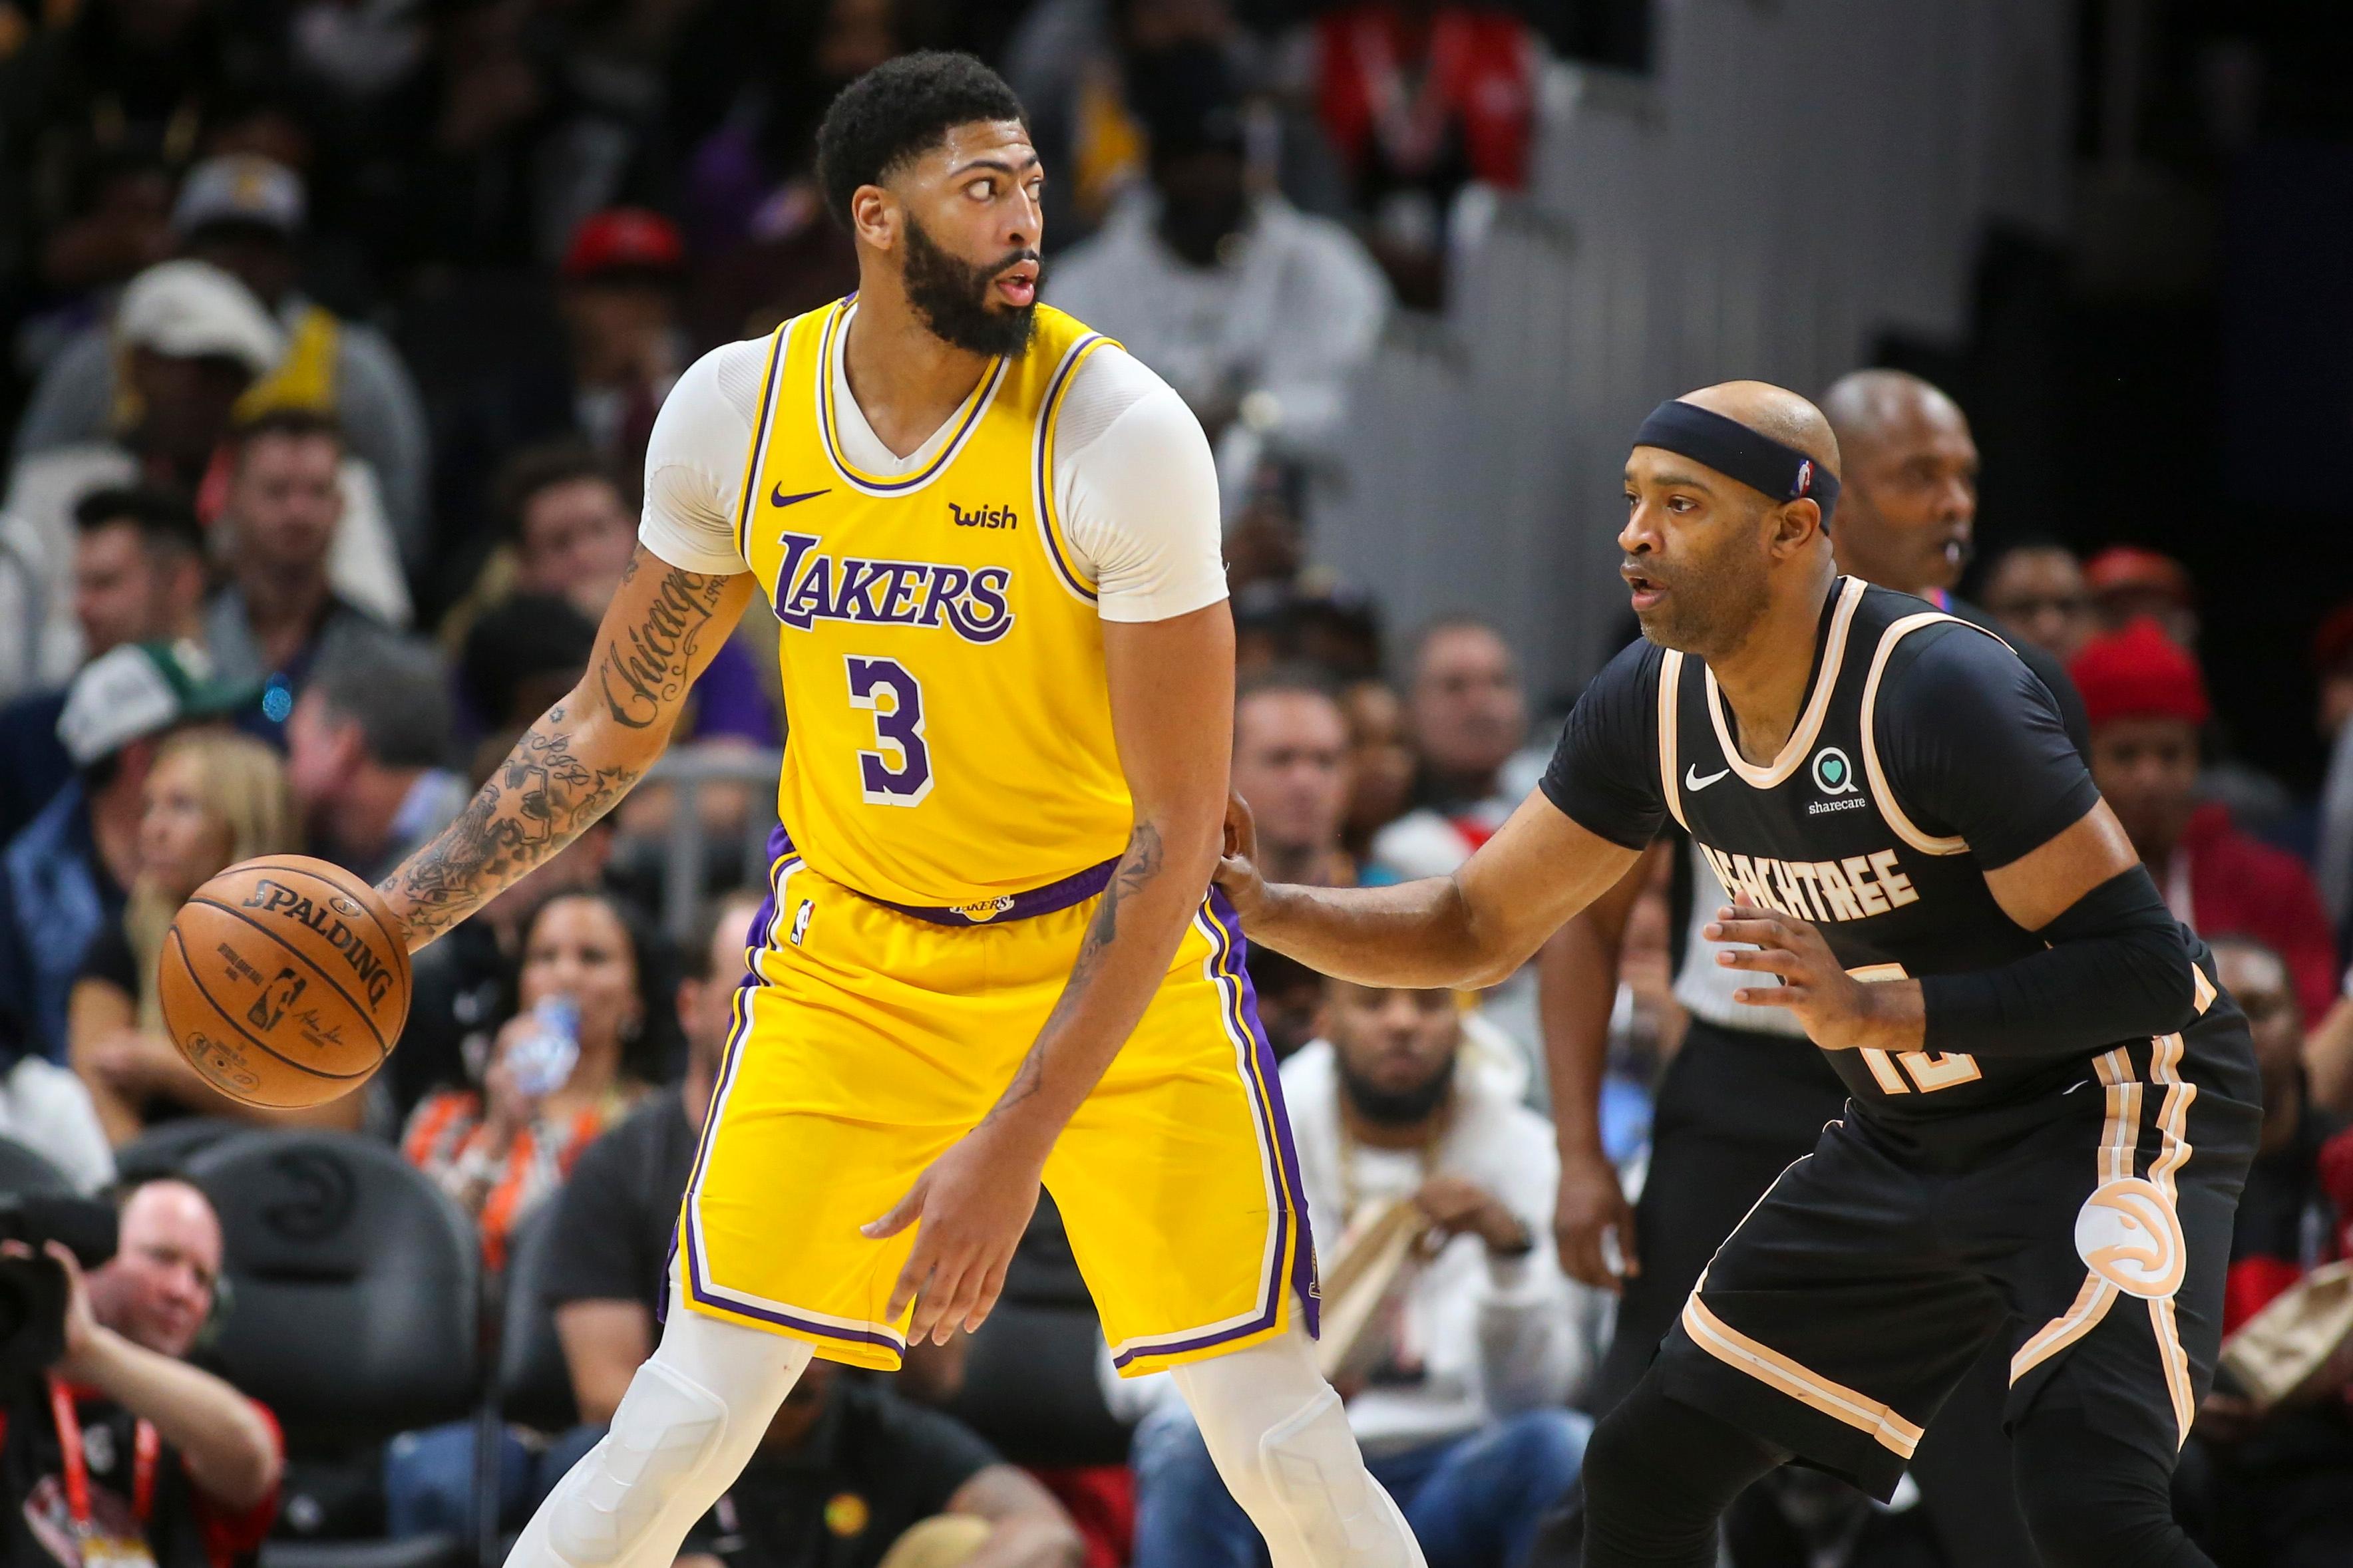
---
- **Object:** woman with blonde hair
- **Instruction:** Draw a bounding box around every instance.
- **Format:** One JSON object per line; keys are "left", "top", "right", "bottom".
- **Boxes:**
{"left": 69, "top": 726, "right": 365, "bottom": 1143}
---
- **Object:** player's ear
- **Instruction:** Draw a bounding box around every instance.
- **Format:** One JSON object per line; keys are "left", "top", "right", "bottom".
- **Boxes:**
{"left": 1768, "top": 498, "right": 1825, "bottom": 557}
{"left": 850, "top": 184, "right": 897, "bottom": 252}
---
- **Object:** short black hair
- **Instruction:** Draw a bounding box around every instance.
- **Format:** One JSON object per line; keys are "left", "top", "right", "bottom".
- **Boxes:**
{"left": 72, "top": 486, "right": 204, "bottom": 559}
{"left": 814, "top": 51, "right": 1028, "bottom": 230}
{"left": 231, "top": 405, "right": 343, "bottom": 462}
{"left": 491, "top": 440, "right": 618, "bottom": 543}
{"left": 311, "top": 637, "right": 454, "bottom": 772}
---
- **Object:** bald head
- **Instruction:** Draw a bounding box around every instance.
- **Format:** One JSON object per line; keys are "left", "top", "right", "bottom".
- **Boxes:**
{"left": 1620, "top": 380, "right": 1841, "bottom": 661}
{"left": 1817, "top": 369, "right": 1978, "bottom": 594}
{"left": 1678, "top": 381, "right": 1843, "bottom": 478}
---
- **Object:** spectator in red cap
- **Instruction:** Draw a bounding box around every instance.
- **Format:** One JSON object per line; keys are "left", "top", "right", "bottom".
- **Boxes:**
{"left": 2073, "top": 619, "right": 2337, "bottom": 1019}
{"left": 2084, "top": 544, "right": 2197, "bottom": 647}
{"left": 559, "top": 209, "right": 687, "bottom": 500}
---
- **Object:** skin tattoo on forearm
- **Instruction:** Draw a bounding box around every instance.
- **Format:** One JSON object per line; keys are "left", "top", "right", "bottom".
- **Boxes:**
{"left": 379, "top": 560, "right": 735, "bottom": 940}
{"left": 982, "top": 822, "right": 1167, "bottom": 1125}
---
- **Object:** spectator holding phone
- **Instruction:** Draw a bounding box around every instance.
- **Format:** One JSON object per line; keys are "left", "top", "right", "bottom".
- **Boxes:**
{"left": 401, "top": 889, "right": 670, "bottom": 1270}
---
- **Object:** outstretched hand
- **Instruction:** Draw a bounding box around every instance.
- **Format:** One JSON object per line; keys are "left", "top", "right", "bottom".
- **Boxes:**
{"left": 863, "top": 1124, "right": 1045, "bottom": 1345}
{"left": 1708, "top": 893, "right": 1922, "bottom": 1052}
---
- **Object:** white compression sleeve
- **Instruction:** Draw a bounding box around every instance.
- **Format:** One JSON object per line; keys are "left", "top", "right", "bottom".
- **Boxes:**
{"left": 506, "top": 1269, "right": 814, "bottom": 1568}
{"left": 1169, "top": 1317, "right": 1427, "bottom": 1568}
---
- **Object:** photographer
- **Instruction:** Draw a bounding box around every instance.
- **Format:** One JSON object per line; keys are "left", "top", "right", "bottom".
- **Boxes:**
{"left": 1, "top": 1178, "right": 282, "bottom": 1567}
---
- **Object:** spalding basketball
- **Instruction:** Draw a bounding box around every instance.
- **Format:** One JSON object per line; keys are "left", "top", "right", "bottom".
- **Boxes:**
{"left": 160, "top": 856, "right": 412, "bottom": 1108}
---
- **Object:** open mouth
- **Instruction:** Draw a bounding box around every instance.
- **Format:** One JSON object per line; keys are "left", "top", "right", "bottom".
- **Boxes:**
{"left": 994, "top": 260, "right": 1038, "bottom": 307}
{"left": 1623, "top": 567, "right": 1666, "bottom": 611}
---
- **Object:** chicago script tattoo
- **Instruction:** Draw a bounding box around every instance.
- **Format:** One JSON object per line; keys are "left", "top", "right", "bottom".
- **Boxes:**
{"left": 599, "top": 564, "right": 731, "bottom": 728}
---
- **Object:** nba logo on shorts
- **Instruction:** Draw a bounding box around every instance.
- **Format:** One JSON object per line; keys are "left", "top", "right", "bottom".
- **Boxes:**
{"left": 790, "top": 900, "right": 814, "bottom": 947}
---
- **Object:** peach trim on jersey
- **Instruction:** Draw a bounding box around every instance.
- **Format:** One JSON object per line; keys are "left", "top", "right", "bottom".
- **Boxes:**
{"left": 2192, "top": 964, "right": 2218, "bottom": 1015}
{"left": 2148, "top": 1030, "right": 2197, "bottom": 1204}
{"left": 1658, "top": 650, "right": 1689, "bottom": 830}
{"left": 2012, "top": 1046, "right": 2141, "bottom": 1384}
{"left": 1857, "top": 611, "right": 2008, "bottom": 857}
{"left": 1703, "top": 577, "right": 1866, "bottom": 788}
{"left": 1682, "top": 1294, "right": 1924, "bottom": 1458}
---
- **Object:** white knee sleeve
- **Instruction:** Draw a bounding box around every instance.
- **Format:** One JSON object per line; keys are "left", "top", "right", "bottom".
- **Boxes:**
{"left": 508, "top": 1279, "right": 814, "bottom": 1568}
{"left": 1171, "top": 1321, "right": 1425, "bottom": 1568}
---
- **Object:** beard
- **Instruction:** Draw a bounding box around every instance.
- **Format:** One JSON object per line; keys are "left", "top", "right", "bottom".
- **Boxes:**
{"left": 1634, "top": 534, "right": 1773, "bottom": 659}
{"left": 902, "top": 214, "right": 1038, "bottom": 359}
{"left": 1338, "top": 1048, "right": 1457, "bottom": 1129}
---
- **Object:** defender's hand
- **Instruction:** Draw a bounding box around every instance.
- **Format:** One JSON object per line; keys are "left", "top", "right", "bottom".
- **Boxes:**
{"left": 1709, "top": 894, "right": 1922, "bottom": 1052}
{"left": 864, "top": 1123, "right": 1045, "bottom": 1345}
{"left": 1555, "top": 1146, "right": 1639, "bottom": 1292}
{"left": 1212, "top": 792, "right": 1269, "bottom": 923}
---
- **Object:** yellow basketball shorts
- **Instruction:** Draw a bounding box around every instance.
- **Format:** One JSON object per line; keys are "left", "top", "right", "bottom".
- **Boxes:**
{"left": 673, "top": 845, "right": 1318, "bottom": 1376}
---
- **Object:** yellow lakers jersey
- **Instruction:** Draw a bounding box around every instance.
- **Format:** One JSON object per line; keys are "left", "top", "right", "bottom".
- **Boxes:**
{"left": 733, "top": 300, "right": 1135, "bottom": 909}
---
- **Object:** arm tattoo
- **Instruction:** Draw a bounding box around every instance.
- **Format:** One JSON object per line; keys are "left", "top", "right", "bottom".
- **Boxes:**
{"left": 984, "top": 823, "right": 1166, "bottom": 1123}
{"left": 380, "top": 558, "right": 737, "bottom": 943}
{"left": 377, "top": 705, "right": 639, "bottom": 942}
{"left": 597, "top": 561, "right": 733, "bottom": 728}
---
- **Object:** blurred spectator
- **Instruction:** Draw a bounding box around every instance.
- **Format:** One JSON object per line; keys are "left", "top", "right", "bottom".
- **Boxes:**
{"left": 0, "top": 643, "right": 248, "bottom": 1064}
{"left": 401, "top": 888, "right": 670, "bottom": 1270}
{"left": 677, "top": 1361, "right": 1085, "bottom": 1568}
{"left": 1340, "top": 678, "right": 1415, "bottom": 867}
{"left": 1232, "top": 667, "right": 1357, "bottom": 887}
{"left": 0, "top": 1179, "right": 283, "bottom": 1567}
{"left": 1820, "top": 368, "right": 2089, "bottom": 750}
{"left": 560, "top": 210, "right": 689, "bottom": 497}
{"left": 0, "top": 999, "right": 118, "bottom": 1190}
{"left": 455, "top": 444, "right": 778, "bottom": 745}
{"left": 1, "top": 259, "right": 279, "bottom": 697}
{"left": 203, "top": 409, "right": 411, "bottom": 695}
{"left": 1224, "top": 458, "right": 1312, "bottom": 597}
{"left": 1368, "top": 617, "right": 1528, "bottom": 881}
{"left": 69, "top": 728, "right": 361, "bottom": 1142}
{"left": 2187, "top": 936, "right": 2353, "bottom": 1568}
{"left": 460, "top": 592, "right": 600, "bottom": 739}
{"left": 1978, "top": 539, "right": 2095, "bottom": 667}
{"left": 1127, "top": 977, "right": 1595, "bottom": 1568}
{"left": 544, "top": 892, "right": 761, "bottom": 1424}
{"left": 2084, "top": 544, "right": 2198, "bottom": 646}
{"left": 284, "top": 640, "right": 464, "bottom": 883}
{"left": 2312, "top": 601, "right": 2353, "bottom": 955}
{"left": 387, "top": 889, "right": 756, "bottom": 1541}
{"left": 1302, "top": 0, "right": 1538, "bottom": 309}
{"left": 0, "top": 488, "right": 207, "bottom": 844}
{"left": 2074, "top": 620, "right": 2337, "bottom": 1020}
{"left": 1232, "top": 579, "right": 1385, "bottom": 683}
{"left": 15, "top": 154, "right": 436, "bottom": 569}
{"left": 1047, "top": 41, "right": 1389, "bottom": 502}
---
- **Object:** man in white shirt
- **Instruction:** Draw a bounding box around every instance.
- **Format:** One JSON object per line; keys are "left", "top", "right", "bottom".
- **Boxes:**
{"left": 1126, "top": 975, "right": 1602, "bottom": 1568}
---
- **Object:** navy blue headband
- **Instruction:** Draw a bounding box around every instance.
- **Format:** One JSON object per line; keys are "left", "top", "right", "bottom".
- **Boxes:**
{"left": 1631, "top": 399, "right": 1839, "bottom": 528}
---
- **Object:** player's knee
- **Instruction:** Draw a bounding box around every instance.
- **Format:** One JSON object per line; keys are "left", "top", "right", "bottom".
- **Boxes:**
{"left": 547, "top": 1360, "right": 731, "bottom": 1565}
{"left": 1254, "top": 1385, "right": 1417, "bottom": 1567}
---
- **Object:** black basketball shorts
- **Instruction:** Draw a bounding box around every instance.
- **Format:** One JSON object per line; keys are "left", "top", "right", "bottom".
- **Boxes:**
{"left": 1648, "top": 1009, "right": 2260, "bottom": 1500}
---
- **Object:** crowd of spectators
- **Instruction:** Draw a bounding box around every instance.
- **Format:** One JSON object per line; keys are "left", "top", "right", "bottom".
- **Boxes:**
{"left": 2, "top": 2, "right": 2352, "bottom": 1567}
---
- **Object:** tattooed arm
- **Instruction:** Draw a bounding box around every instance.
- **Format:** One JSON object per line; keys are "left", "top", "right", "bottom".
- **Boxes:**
{"left": 866, "top": 601, "right": 1237, "bottom": 1343}
{"left": 377, "top": 546, "right": 756, "bottom": 950}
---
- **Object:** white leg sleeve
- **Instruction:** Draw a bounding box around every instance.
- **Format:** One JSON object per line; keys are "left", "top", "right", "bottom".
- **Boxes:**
{"left": 506, "top": 1269, "right": 814, "bottom": 1568}
{"left": 1169, "top": 1318, "right": 1427, "bottom": 1568}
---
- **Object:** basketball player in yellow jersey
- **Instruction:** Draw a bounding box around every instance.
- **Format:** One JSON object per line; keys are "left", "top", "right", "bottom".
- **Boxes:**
{"left": 372, "top": 52, "right": 1426, "bottom": 1568}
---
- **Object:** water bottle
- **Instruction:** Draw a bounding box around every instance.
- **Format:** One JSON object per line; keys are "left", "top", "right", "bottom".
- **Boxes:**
{"left": 506, "top": 996, "right": 581, "bottom": 1098}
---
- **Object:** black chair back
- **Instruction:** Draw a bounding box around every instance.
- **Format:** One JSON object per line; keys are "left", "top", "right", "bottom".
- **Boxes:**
{"left": 495, "top": 1201, "right": 579, "bottom": 1432}
{"left": 183, "top": 1132, "right": 481, "bottom": 1449}
{"left": 0, "top": 1136, "right": 73, "bottom": 1197}
{"left": 112, "top": 1118, "right": 248, "bottom": 1184}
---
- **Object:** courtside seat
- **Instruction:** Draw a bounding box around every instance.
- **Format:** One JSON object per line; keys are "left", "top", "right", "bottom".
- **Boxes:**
{"left": 494, "top": 1201, "right": 578, "bottom": 1434}
{"left": 111, "top": 1117, "right": 249, "bottom": 1183}
{"left": 0, "top": 1135, "right": 72, "bottom": 1196}
{"left": 184, "top": 1131, "right": 480, "bottom": 1568}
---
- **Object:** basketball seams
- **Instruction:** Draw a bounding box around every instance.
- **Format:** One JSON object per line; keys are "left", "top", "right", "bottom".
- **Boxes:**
{"left": 185, "top": 895, "right": 397, "bottom": 1056}
{"left": 234, "top": 858, "right": 413, "bottom": 995}
{"left": 160, "top": 926, "right": 373, "bottom": 1099}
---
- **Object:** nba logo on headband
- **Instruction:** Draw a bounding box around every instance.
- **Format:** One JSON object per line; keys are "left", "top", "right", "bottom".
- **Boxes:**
{"left": 1795, "top": 459, "right": 1813, "bottom": 496}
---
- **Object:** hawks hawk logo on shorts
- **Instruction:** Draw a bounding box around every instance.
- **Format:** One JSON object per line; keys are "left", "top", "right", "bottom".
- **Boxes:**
{"left": 2073, "top": 1176, "right": 2186, "bottom": 1299}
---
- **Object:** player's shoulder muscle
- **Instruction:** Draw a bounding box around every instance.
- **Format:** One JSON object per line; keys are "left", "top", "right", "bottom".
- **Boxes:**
{"left": 639, "top": 337, "right": 771, "bottom": 577}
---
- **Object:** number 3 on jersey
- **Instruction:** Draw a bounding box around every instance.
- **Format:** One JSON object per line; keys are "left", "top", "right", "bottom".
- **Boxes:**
{"left": 846, "top": 656, "right": 932, "bottom": 806}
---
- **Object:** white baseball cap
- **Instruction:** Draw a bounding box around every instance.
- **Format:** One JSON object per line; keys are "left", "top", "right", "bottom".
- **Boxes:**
{"left": 173, "top": 154, "right": 307, "bottom": 237}
{"left": 57, "top": 641, "right": 260, "bottom": 767}
{"left": 114, "top": 259, "right": 285, "bottom": 379}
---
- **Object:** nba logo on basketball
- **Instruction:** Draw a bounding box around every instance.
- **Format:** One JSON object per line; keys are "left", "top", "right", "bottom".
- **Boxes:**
{"left": 248, "top": 967, "right": 308, "bottom": 1032}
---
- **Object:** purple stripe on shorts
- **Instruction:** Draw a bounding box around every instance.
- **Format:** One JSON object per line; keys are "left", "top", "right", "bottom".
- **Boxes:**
{"left": 868, "top": 855, "right": 1121, "bottom": 926}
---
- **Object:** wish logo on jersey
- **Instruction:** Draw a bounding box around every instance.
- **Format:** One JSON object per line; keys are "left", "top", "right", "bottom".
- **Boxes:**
{"left": 769, "top": 530, "right": 1014, "bottom": 644}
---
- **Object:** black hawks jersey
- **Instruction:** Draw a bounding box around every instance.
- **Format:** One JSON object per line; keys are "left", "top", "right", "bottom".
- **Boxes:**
{"left": 1544, "top": 576, "right": 2180, "bottom": 1126}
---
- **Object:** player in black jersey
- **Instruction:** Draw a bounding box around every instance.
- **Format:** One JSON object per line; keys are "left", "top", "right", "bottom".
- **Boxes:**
{"left": 1214, "top": 379, "right": 2258, "bottom": 1568}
